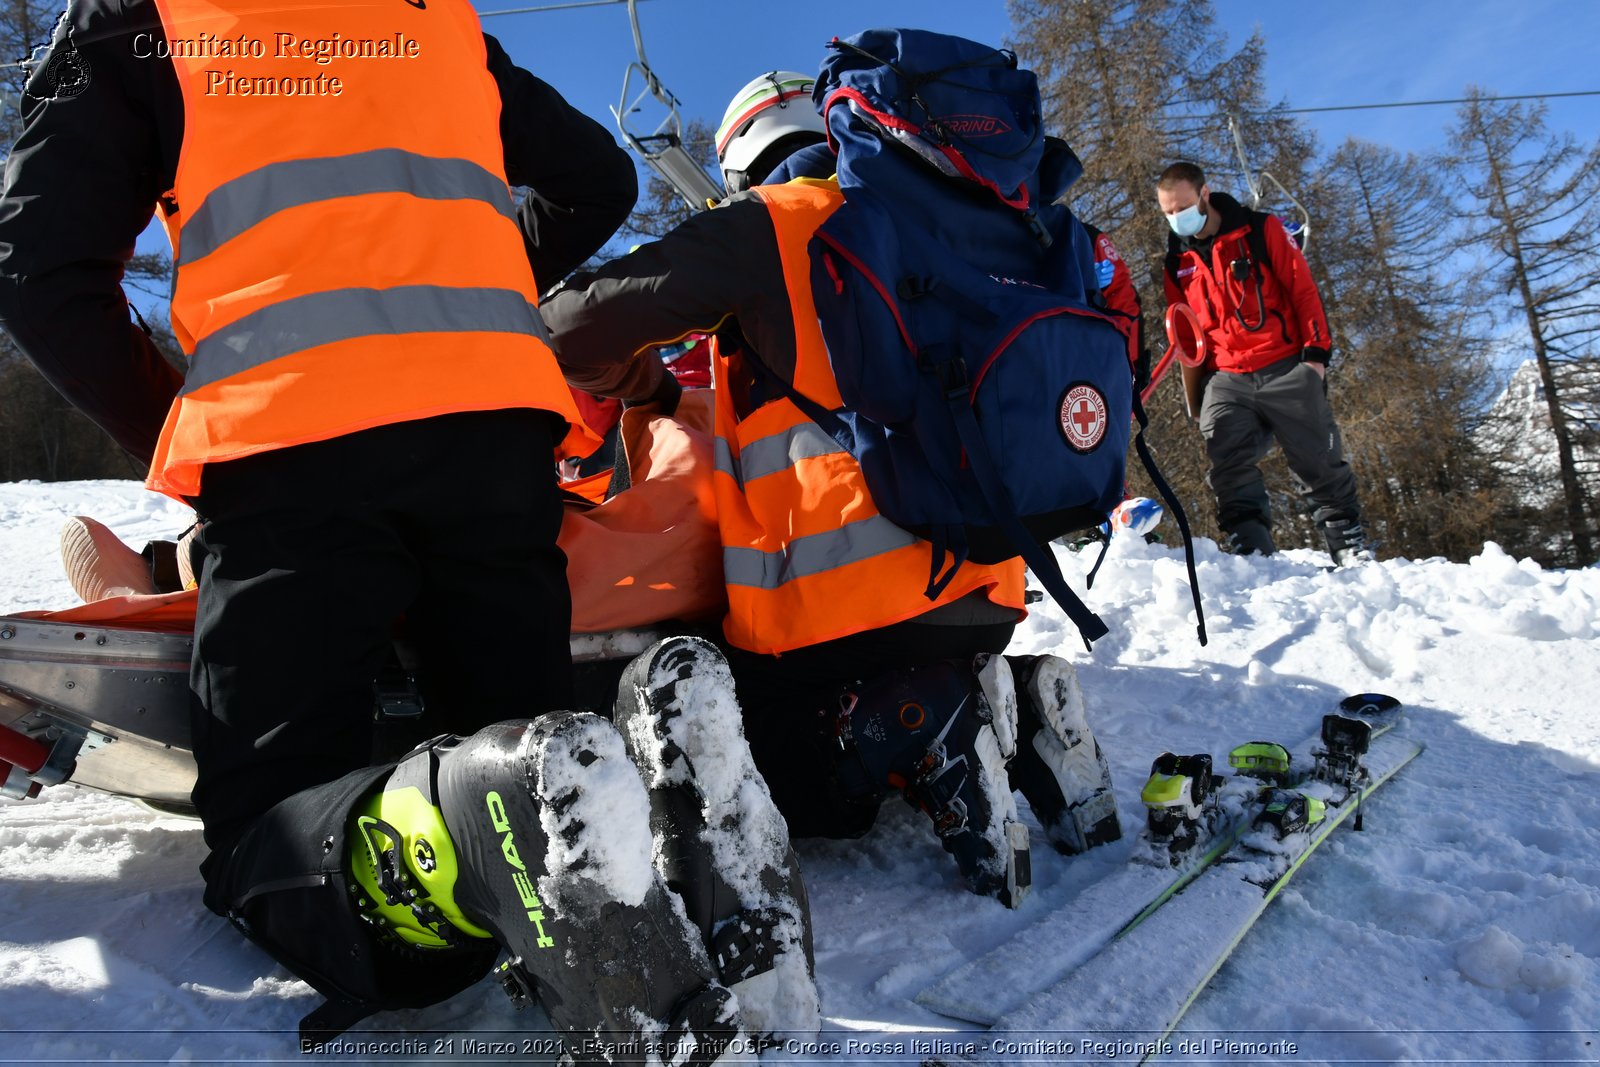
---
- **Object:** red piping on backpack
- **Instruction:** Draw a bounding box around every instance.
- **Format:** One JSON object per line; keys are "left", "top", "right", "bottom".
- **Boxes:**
{"left": 971, "top": 306, "right": 1117, "bottom": 397}
{"left": 822, "top": 251, "right": 845, "bottom": 295}
{"left": 815, "top": 231, "right": 918, "bottom": 356}
{"left": 822, "top": 88, "right": 1031, "bottom": 211}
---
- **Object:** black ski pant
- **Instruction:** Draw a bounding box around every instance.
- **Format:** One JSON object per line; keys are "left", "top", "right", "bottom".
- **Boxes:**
{"left": 719, "top": 615, "right": 1016, "bottom": 840}
{"left": 189, "top": 410, "right": 573, "bottom": 1016}
{"left": 1198, "top": 355, "right": 1361, "bottom": 541}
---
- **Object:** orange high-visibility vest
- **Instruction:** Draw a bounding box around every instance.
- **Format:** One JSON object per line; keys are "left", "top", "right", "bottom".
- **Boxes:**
{"left": 146, "top": 0, "right": 580, "bottom": 498}
{"left": 713, "top": 182, "right": 1025, "bottom": 655}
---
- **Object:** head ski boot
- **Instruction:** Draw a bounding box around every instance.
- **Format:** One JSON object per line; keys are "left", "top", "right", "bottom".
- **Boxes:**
{"left": 613, "top": 636, "right": 820, "bottom": 1043}
{"left": 351, "top": 714, "right": 743, "bottom": 1065}
{"left": 832, "top": 660, "right": 1030, "bottom": 908}
{"left": 1004, "top": 654, "right": 1122, "bottom": 855}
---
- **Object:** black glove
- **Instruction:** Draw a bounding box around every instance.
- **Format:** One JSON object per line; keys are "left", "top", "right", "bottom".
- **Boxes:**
{"left": 624, "top": 369, "right": 681, "bottom": 417}
{"left": 1301, "top": 346, "right": 1330, "bottom": 366}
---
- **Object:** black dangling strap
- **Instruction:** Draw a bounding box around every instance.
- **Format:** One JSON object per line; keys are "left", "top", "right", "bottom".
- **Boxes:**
{"left": 924, "top": 525, "right": 967, "bottom": 602}
{"left": 1130, "top": 392, "right": 1206, "bottom": 645}
{"left": 1085, "top": 530, "right": 1111, "bottom": 590}
{"left": 942, "top": 385, "right": 1108, "bottom": 645}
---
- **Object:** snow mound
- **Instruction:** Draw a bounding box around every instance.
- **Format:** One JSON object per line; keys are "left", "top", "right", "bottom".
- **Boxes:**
{"left": 3, "top": 480, "right": 1599, "bottom": 1062}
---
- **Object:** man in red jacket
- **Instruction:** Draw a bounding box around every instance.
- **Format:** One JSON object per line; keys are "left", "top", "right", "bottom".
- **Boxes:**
{"left": 1155, "top": 161, "right": 1369, "bottom": 565}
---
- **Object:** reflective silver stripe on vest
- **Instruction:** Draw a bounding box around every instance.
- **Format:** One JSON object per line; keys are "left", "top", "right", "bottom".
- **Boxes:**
{"left": 714, "top": 421, "right": 847, "bottom": 487}
{"left": 182, "top": 285, "right": 546, "bottom": 395}
{"left": 722, "top": 514, "right": 919, "bottom": 589}
{"left": 178, "top": 149, "right": 518, "bottom": 266}
{"left": 714, "top": 436, "right": 741, "bottom": 488}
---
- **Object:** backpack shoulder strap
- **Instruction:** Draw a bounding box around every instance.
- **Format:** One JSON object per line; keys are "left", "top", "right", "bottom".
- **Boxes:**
{"left": 1244, "top": 211, "right": 1273, "bottom": 273}
{"left": 1163, "top": 233, "right": 1184, "bottom": 289}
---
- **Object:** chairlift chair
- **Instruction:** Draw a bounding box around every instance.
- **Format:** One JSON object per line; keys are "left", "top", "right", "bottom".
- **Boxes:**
{"left": 611, "top": 0, "right": 724, "bottom": 212}
{"left": 1228, "top": 114, "right": 1312, "bottom": 252}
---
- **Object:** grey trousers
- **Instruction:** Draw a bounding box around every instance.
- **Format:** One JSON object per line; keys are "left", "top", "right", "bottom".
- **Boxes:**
{"left": 1199, "top": 355, "right": 1360, "bottom": 536}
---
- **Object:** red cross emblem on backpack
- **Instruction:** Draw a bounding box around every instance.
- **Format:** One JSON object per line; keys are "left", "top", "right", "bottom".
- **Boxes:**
{"left": 1059, "top": 383, "right": 1108, "bottom": 454}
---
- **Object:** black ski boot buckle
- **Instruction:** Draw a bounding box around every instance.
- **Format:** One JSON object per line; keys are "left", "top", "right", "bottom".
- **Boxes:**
{"left": 355, "top": 815, "right": 470, "bottom": 948}
{"left": 909, "top": 743, "right": 971, "bottom": 838}
{"left": 830, "top": 691, "right": 860, "bottom": 752}
{"left": 494, "top": 957, "right": 537, "bottom": 1009}
{"left": 709, "top": 909, "right": 783, "bottom": 985}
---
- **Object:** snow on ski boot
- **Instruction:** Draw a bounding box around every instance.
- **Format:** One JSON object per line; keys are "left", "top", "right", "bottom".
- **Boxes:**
{"left": 833, "top": 660, "right": 1030, "bottom": 908}
{"left": 1005, "top": 654, "right": 1121, "bottom": 855}
{"left": 1253, "top": 788, "right": 1326, "bottom": 839}
{"left": 59, "top": 516, "right": 157, "bottom": 601}
{"left": 613, "top": 636, "right": 820, "bottom": 1042}
{"left": 1139, "top": 752, "right": 1219, "bottom": 858}
{"left": 1228, "top": 740, "right": 1292, "bottom": 785}
{"left": 353, "top": 715, "right": 743, "bottom": 1065}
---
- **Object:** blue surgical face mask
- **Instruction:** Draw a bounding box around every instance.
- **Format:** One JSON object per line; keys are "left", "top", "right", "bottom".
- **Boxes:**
{"left": 1167, "top": 201, "right": 1207, "bottom": 238}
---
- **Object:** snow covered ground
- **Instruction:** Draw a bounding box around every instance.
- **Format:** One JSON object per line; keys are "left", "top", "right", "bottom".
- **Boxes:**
{"left": 3, "top": 479, "right": 1598, "bottom": 1065}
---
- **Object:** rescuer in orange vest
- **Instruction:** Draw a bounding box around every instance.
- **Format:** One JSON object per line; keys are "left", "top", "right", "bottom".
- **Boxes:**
{"left": 542, "top": 69, "right": 1125, "bottom": 912}
{"left": 0, "top": 1, "right": 783, "bottom": 1058}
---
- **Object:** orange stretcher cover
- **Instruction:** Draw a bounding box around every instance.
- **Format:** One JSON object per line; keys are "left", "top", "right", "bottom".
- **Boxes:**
{"left": 18, "top": 392, "right": 724, "bottom": 636}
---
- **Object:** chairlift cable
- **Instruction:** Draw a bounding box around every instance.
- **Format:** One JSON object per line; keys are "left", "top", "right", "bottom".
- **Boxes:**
{"left": 478, "top": 0, "right": 647, "bottom": 18}
{"left": 1156, "top": 88, "right": 1600, "bottom": 122}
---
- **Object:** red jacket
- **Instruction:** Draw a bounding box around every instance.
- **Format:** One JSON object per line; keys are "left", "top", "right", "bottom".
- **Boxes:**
{"left": 1086, "top": 224, "right": 1148, "bottom": 389}
{"left": 1091, "top": 229, "right": 1142, "bottom": 328}
{"left": 1162, "top": 192, "right": 1329, "bottom": 374}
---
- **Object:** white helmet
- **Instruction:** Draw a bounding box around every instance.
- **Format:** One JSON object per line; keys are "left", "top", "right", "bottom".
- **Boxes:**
{"left": 715, "top": 71, "right": 827, "bottom": 194}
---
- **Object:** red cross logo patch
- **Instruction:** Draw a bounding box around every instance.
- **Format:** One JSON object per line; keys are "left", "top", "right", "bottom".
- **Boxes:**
{"left": 1058, "top": 383, "right": 1108, "bottom": 453}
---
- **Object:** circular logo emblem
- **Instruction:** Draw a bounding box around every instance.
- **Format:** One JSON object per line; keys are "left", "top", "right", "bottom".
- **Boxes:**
{"left": 898, "top": 702, "right": 926, "bottom": 730}
{"left": 45, "top": 44, "right": 91, "bottom": 99}
{"left": 413, "top": 838, "right": 437, "bottom": 874}
{"left": 1058, "top": 383, "right": 1108, "bottom": 453}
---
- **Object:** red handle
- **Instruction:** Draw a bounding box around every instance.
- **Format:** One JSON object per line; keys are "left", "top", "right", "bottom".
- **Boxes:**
{"left": 0, "top": 724, "right": 50, "bottom": 775}
{"left": 1140, "top": 305, "right": 1209, "bottom": 405}
{"left": 1163, "top": 303, "right": 1208, "bottom": 369}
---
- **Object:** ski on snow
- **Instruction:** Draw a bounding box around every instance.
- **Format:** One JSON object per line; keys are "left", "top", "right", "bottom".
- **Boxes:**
{"left": 986, "top": 724, "right": 1421, "bottom": 1065}
{"left": 915, "top": 694, "right": 1407, "bottom": 1028}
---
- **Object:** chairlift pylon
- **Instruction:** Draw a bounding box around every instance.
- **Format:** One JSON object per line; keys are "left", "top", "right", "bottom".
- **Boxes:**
{"left": 1227, "top": 114, "right": 1311, "bottom": 253}
{"left": 611, "top": 0, "right": 724, "bottom": 212}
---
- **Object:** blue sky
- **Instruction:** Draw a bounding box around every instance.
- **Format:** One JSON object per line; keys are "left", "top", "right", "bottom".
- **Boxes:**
{"left": 127, "top": 0, "right": 1598, "bottom": 285}
{"left": 477, "top": 0, "right": 1598, "bottom": 160}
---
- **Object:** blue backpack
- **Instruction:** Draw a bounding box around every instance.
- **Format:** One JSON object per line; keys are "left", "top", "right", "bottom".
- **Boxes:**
{"left": 781, "top": 29, "right": 1199, "bottom": 645}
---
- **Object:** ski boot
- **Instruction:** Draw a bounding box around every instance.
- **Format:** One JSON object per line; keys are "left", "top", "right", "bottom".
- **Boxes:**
{"left": 349, "top": 713, "right": 742, "bottom": 1065}
{"left": 1139, "top": 752, "right": 1220, "bottom": 858}
{"left": 832, "top": 660, "right": 1031, "bottom": 908}
{"left": 1322, "top": 516, "right": 1374, "bottom": 568}
{"left": 613, "top": 636, "right": 820, "bottom": 1043}
{"left": 1004, "top": 654, "right": 1122, "bottom": 855}
{"left": 1223, "top": 518, "right": 1275, "bottom": 557}
{"left": 1253, "top": 788, "right": 1326, "bottom": 838}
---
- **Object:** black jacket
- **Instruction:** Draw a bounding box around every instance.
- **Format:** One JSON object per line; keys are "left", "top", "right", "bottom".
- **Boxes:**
{"left": 0, "top": 0, "right": 637, "bottom": 465}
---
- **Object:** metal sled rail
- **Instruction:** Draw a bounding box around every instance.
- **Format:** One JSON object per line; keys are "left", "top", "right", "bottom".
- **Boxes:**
{"left": 0, "top": 615, "right": 666, "bottom": 812}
